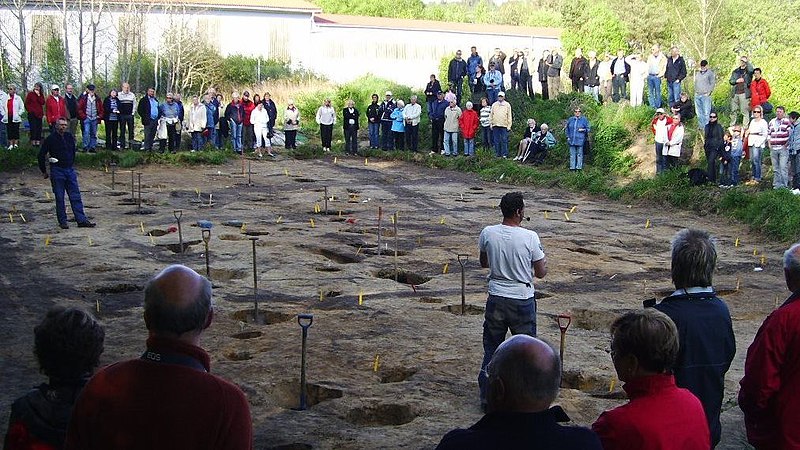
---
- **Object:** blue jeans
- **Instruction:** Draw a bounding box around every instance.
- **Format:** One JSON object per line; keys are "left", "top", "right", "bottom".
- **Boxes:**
{"left": 793, "top": 153, "right": 800, "bottom": 189}
{"left": 655, "top": 142, "right": 666, "bottom": 174}
{"left": 695, "top": 94, "right": 712, "bottom": 130}
{"left": 230, "top": 121, "right": 243, "bottom": 152}
{"left": 443, "top": 131, "right": 458, "bottom": 155}
{"left": 731, "top": 155, "right": 742, "bottom": 185}
{"left": 647, "top": 75, "right": 662, "bottom": 108}
{"left": 481, "top": 126, "right": 493, "bottom": 149}
{"left": 82, "top": 118, "right": 98, "bottom": 150}
{"left": 0, "top": 121, "right": 7, "bottom": 147}
{"left": 368, "top": 122, "right": 380, "bottom": 148}
{"left": 426, "top": 101, "right": 435, "bottom": 118}
{"left": 487, "top": 89, "right": 499, "bottom": 105}
{"left": 771, "top": 146, "right": 790, "bottom": 188}
{"left": 191, "top": 131, "right": 204, "bottom": 151}
{"left": 204, "top": 127, "right": 215, "bottom": 147}
{"left": 492, "top": 127, "right": 508, "bottom": 157}
{"left": 478, "top": 294, "right": 536, "bottom": 404}
{"left": 750, "top": 146, "right": 763, "bottom": 180}
{"left": 50, "top": 165, "right": 89, "bottom": 225}
{"left": 668, "top": 81, "right": 681, "bottom": 105}
{"left": 569, "top": 145, "right": 584, "bottom": 170}
{"left": 464, "top": 138, "right": 475, "bottom": 156}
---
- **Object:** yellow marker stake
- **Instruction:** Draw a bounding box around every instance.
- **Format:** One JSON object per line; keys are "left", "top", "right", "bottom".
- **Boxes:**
{"left": 334, "top": 157, "right": 338, "bottom": 164}
{"left": 96, "top": 299, "right": 100, "bottom": 313}
{"left": 104, "top": 165, "right": 108, "bottom": 173}
{"left": 88, "top": 237, "right": 93, "bottom": 246}
{"left": 45, "top": 235, "right": 51, "bottom": 246}
{"left": 760, "top": 255, "right": 766, "bottom": 266}
{"left": 19, "top": 213, "right": 26, "bottom": 223}
{"left": 358, "top": 289, "right": 364, "bottom": 306}
{"left": 373, "top": 354, "right": 380, "bottom": 372}
{"left": 443, "top": 263, "right": 449, "bottom": 274}
{"left": 564, "top": 212, "right": 571, "bottom": 221}
{"left": 609, "top": 378, "right": 617, "bottom": 393}
{"left": 140, "top": 222, "right": 145, "bottom": 234}
{"left": 390, "top": 215, "right": 395, "bottom": 224}
{"left": 355, "top": 246, "right": 362, "bottom": 256}
{"left": 310, "top": 218, "right": 316, "bottom": 228}
{"left": 440, "top": 217, "right": 446, "bottom": 225}
{"left": 645, "top": 219, "right": 650, "bottom": 229}
{"left": 314, "top": 203, "right": 320, "bottom": 213}
{"left": 338, "top": 210, "right": 342, "bottom": 218}
{"left": 284, "top": 169, "right": 289, "bottom": 177}
{"left": 569, "top": 205, "right": 577, "bottom": 213}
{"left": 241, "top": 223, "right": 247, "bottom": 233}
{"left": 276, "top": 216, "right": 283, "bottom": 224}
{"left": 544, "top": 210, "right": 549, "bottom": 219}
{"left": 149, "top": 235, "right": 155, "bottom": 245}
{"left": 753, "top": 247, "right": 758, "bottom": 256}
{"left": 736, "top": 277, "right": 741, "bottom": 291}
{"left": 364, "top": 158, "right": 368, "bottom": 166}
{"left": 735, "top": 237, "right": 740, "bottom": 247}
{"left": 8, "top": 213, "right": 13, "bottom": 223}
{"left": 320, "top": 289, "right": 324, "bottom": 302}
{"left": 45, "top": 191, "right": 51, "bottom": 200}
{"left": 195, "top": 188, "right": 200, "bottom": 196}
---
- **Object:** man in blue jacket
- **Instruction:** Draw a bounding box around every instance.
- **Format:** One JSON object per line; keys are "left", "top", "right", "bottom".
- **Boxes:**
{"left": 565, "top": 107, "right": 590, "bottom": 171}
{"left": 429, "top": 91, "right": 448, "bottom": 155}
{"left": 38, "top": 118, "right": 96, "bottom": 229}
{"left": 650, "top": 228, "right": 735, "bottom": 448}
{"left": 467, "top": 47, "right": 483, "bottom": 95}
{"left": 448, "top": 50, "right": 468, "bottom": 106}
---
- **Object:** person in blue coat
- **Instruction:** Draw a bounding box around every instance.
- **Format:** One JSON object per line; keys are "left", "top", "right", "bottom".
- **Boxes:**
{"left": 565, "top": 107, "right": 590, "bottom": 170}
{"left": 390, "top": 100, "right": 406, "bottom": 151}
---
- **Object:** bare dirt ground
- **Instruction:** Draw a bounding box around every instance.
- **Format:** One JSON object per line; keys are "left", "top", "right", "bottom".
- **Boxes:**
{"left": 0, "top": 154, "right": 787, "bottom": 449}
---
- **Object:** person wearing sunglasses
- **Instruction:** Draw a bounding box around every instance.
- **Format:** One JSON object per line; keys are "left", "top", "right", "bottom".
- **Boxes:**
{"left": 704, "top": 112, "right": 724, "bottom": 183}
{"left": 745, "top": 107, "right": 769, "bottom": 185}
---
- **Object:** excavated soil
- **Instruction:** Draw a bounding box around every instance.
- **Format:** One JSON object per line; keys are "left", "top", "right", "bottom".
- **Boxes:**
{"left": 0, "top": 154, "right": 784, "bottom": 449}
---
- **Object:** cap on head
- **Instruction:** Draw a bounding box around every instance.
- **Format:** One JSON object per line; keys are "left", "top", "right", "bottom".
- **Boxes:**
{"left": 498, "top": 91, "right": 505, "bottom": 97}
{"left": 656, "top": 107, "right": 665, "bottom": 113}
{"left": 385, "top": 91, "right": 392, "bottom": 96}
{"left": 87, "top": 84, "right": 96, "bottom": 91}
{"left": 51, "top": 84, "right": 60, "bottom": 91}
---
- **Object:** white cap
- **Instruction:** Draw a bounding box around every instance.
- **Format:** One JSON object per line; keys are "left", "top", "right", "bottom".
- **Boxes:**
{"left": 498, "top": 91, "right": 505, "bottom": 97}
{"left": 656, "top": 108, "right": 665, "bottom": 113}
{"left": 385, "top": 91, "right": 392, "bottom": 96}
{"left": 51, "top": 84, "right": 59, "bottom": 90}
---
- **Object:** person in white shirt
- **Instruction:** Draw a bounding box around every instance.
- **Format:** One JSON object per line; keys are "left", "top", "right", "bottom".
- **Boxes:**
{"left": 664, "top": 113, "right": 685, "bottom": 170}
{"left": 402, "top": 95, "right": 422, "bottom": 152}
{"left": 315, "top": 99, "right": 336, "bottom": 152}
{"left": 646, "top": 45, "right": 667, "bottom": 108}
{"left": 250, "top": 102, "right": 274, "bottom": 158}
{"left": 626, "top": 54, "right": 648, "bottom": 107}
{"left": 188, "top": 96, "right": 207, "bottom": 152}
{"left": 651, "top": 108, "right": 672, "bottom": 175}
{"left": 477, "top": 191, "right": 547, "bottom": 411}
{"left": 598, "top": 54, "right": 613, "bottom": 104}
{"left": 745, "top": 106, "right": 770, "bottom": 184}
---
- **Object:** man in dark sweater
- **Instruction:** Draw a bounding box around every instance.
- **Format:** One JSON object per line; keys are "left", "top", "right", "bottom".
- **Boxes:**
{"left": 650, "top": 229, "right": 735, "bottom": 448}
{"left": 436, "top": 335, "right": 601, "bottom": 450}
{"left": 38, "top": 118, "right": 95, "bottom": 229}
{"left": 65, "top": 265, "right": 253, "bottom": 450}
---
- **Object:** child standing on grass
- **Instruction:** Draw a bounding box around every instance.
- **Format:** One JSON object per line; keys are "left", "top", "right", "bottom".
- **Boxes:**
{"left": 479, "top": 97, "right": 492, "bottom": 151}
{"left": 459, "top": 101, "right": 479, "bottom": 157}
{"left": 718, "top": 131, "right": 733, "bottom": 187}
{"left": 729, "top": 126, "right": 744, "bottom": 186}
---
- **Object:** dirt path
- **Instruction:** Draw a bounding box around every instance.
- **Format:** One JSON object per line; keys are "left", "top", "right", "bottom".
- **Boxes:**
{"left": 0, "top": 155, "right": 784, "bottom": 449}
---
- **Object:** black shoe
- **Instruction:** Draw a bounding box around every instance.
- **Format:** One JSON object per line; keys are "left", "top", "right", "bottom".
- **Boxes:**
{"left": 77, "top": 221, "right": 96, "bottom": 228}
{"left": 59, "top": 222, "right": 69, "bottom": 229}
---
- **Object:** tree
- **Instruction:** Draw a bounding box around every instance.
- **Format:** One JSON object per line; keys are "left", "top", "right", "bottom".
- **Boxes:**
{"left": 672, "top": 0, "right": 726, "bottom": 60}
{"left": 41, "top": 35, "right": 69, "bottom": 85}
{"left": 560, "top": 1, "right": 628, "bottom": 56}
{"left": 0, "top": 0, "right": 35, "bottom": 90}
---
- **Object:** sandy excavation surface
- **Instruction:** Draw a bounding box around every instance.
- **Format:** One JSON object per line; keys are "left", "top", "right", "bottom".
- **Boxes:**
{"left": 0, "top": 154, "right": 787, "bottom": 449}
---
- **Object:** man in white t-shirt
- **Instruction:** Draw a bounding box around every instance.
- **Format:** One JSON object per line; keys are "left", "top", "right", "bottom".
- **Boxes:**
{"left": 477, "top": 192, "right": 548, "bottom": 410}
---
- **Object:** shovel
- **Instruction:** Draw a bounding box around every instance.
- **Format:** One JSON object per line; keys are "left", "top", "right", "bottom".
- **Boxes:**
{"left": 297, "top": 314, "right": 314, "bottom": 411}
{"left": 457, "top": 254, "right": 469, "bottom": 315}
{"left": 173, "top": 210, "right": 184, "bottom": 253}
{"left": 201, "top": 229, "right": 211, "bottom": 278}
{"left": 557, "top": 314, "right": 572, "bottom": 371}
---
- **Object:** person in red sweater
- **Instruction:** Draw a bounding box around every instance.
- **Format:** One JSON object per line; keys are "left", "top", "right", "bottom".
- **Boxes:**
{"left": 749, "top": 68, "right": 772, "bottom": 111}
{"left": 241, "top": 91, "right": 256, "bottom": 151}
{"left": 592, "top": 309, "right": 710, "bottom": 450}
{"left": 459, "top": 101, "right": 480, "bottom": 156}
{"left": 739, "top": 243, "right": 800, "bottom": 450}
{"left": 64, "top": 265, "right": 253, "bottom": 450}
{"left": 45, "top": 85, "right": 68, "bottom": 130}
{"left": 25, "top": 82, "right": 45, "bottom": 146}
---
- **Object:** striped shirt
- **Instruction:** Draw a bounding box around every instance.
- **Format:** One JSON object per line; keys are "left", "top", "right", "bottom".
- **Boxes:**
{"left": 479, "top": 106, "right": 491, "bottom": 127}
{"left": 768, "top": 117, "right": 793, "bottom": 148}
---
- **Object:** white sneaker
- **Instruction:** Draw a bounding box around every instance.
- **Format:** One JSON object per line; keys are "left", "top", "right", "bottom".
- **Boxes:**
{"left": 792, "top": 189, "right": 800, "bottom": 195}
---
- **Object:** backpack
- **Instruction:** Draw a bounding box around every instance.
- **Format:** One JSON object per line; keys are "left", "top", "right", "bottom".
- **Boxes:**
{"left": 688, "top": 168, "right": 709, "bottom": 186}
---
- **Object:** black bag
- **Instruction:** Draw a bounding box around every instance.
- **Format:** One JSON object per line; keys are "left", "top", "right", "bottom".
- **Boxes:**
{"left": 688, "top": 168, "right": 709, "bottom": 186}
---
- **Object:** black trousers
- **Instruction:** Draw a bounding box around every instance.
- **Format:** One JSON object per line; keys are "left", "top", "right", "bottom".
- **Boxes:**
{"left": 166, "top": 123, "right": 178, "bottom": 152}
{"left": 29, "top": 117, "right": 43, "bottom": 141}
{"left": 431, "top": 119, "right": 444, "bottom": 151}
{"left": 705, "top": 145, "right": 721, "bottom": 182}
{"left": 105, "top": 120, "right": 118, "bottom": 149}
{"left": 284, "top": 130, "right": 297, "bottom": 149}
{"left": 119, "top": 115, "right": 134, "bottom": 149}
{"left": 320, "top": 124, "right": 333, "bottom": 148}
{"left": 344, "top": 127, "right": 358, "bottom": 154}
{"left": 393, "top": 131, "right": 405, "bottom": 151}
{"left": 540, "top": 81, "right": 549, "bottom": 100}
{"left": 381, "top": 121, "right": 393, "bottom": 150}
{"left": 406, "top": 124, "right": 419, "bottom": 151}
{"left": 572, "top": 78, "right": 585, "bottom": 93}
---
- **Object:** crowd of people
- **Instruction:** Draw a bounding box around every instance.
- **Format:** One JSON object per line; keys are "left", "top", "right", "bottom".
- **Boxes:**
{"left": 5, "top": 209, "right": 800, "bottom": 450}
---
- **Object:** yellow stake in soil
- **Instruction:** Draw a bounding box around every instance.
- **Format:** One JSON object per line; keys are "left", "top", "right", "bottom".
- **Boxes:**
{"left": 440, "top": 217, "right": 446, "bottom": 225}
{"left": 373, "top": 354, "right": 380, "bottom": 372}
{"left": 276, "top": 216, "right": 283, "bottom": 224}
{"left": 564, "top": 212, "right": 571, "bottom": 221}
{"left": 140, "top": 222, "right": 145, "bottom": 234}
{"left": 45, "top": 235, "right": 51, "bottom": 246}
{"left": 544, "top": 210, "right": 549, "bottom": 219}
{"left": 149, "top": 235, "right": 155, "bottom": 245}
{"left": 364, "top": 158, "right": 368, "bottom": 166}
{"left": 8, "top": 213, "right": 13, "bottom": 223}
{"left": 645, "top": 219, "right": 651, "bottom": 229}
{"left": 241, "top": 223, "right": 247, "bottom": 233}
{"left": 735, "top": 237, "right": 740, "bottom": 247}
{"left": 355, "top": 246, "right": 362, "bottom": 256}
{"left": 736, "top": 277, "right": 741, "bottom": 291}
{"left": 314, "top": 203, "right": 320, "bottom": 213}
{"left": 195, "top": 188, "right": 200, "bottom": 196}
{"left": 761, "top": 255, "right": 766, "bottom": 266}
{"left": 96, "top": 299, "right": 100, "bottom": 313}
{"left": 319, "top": 289, "right": 324, "bottom": 302}
{"left": 310, "top": 218, "right": 315, "bottom": 228}
{"left": 45, "top": 191, "right": 51, "bottom": 200}
{"left": 443, "top": 263, "right": 449, "bottom": 274}
{"left": 609, "top": 378, "right": 617, "bottom": 393}
{"left": 569, "top": 205, "right": 577, "bottom": 213}
{"left": 358, "top": 289, "right": 364, "bottom": 306}
{"left": 334, "top": 157, "right": 338, "bottom": 164}
{"left": 390, "top": 215, "right": 395, "bottom": 224}
{"left": 338, "top": 210, "right": 342, "bottom": 218}
{"left": 19, "top": 213, "right": 26, "bottom": 223}
{"left": 753, "top": 247, "right": 758, "bottom": 256}
{"left": 284, "top": 169, "right": 289, "bottom": 177}
{"left": 88, "top": 237, "right": 93, "bottom": 246}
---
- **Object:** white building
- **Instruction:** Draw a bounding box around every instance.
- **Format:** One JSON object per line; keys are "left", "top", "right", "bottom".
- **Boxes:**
{"left": 0, "top": 0, "right": 561, "bottom": 90}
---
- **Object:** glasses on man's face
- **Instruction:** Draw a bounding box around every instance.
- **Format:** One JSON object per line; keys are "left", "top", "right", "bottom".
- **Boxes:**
{"left": 754, "top": 111, "right": 762, "bottom": 114}
{"left": 710, "top": 115, "right": 717, "bottom": 119}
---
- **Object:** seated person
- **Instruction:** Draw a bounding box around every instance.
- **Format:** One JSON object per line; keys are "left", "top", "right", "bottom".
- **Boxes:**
{"left": 436, "top": 335, "right": 601, "bottom": 450}
{"left": 522, "top": 123, "right": 556, "bottom": 165}
{"left": 4, "top": 307, "right": 105, "bottom": 450}
{"left": 514, "top": 118, "right": 540, "bottom": 160}
{"left": 671, "top": 92, "right": 695, "bottom": 122}
{"left": 592, "top": 309, "right": 710, "bottom": 449}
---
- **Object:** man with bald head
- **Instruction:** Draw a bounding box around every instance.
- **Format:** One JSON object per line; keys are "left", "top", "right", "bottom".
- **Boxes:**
{"left": 65, "top": 265, "right": 252, "bottom": 450}
{"left": 437, "top": 335, "right": 600, "bottom": 449}
{"left": 739, "top": 243, "right": 800, "bottom": 449}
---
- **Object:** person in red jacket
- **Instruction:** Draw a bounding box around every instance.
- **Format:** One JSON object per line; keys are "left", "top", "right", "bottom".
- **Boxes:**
{"left": 458, "top": 101, "right": 480, "bottom": 156}
{"left": 45, "top": 85, "right": 68, "bottom": 130}
{"left": 739, "top": 243, "right": 800, "bottom": 450}
{"left": 593, "top": 309, "right": 711, "bottom": 450}
{"left": 64, "top": 265, "right": 253, "bottom": 450}
{"left": 749, "top": 68, "right": 772, "bottom": 111}
{"left": 241, "top": 91, "right": 256, "bottom": 151}
{"left": 25, "top": 82, "right": 46, "bottom": 146}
